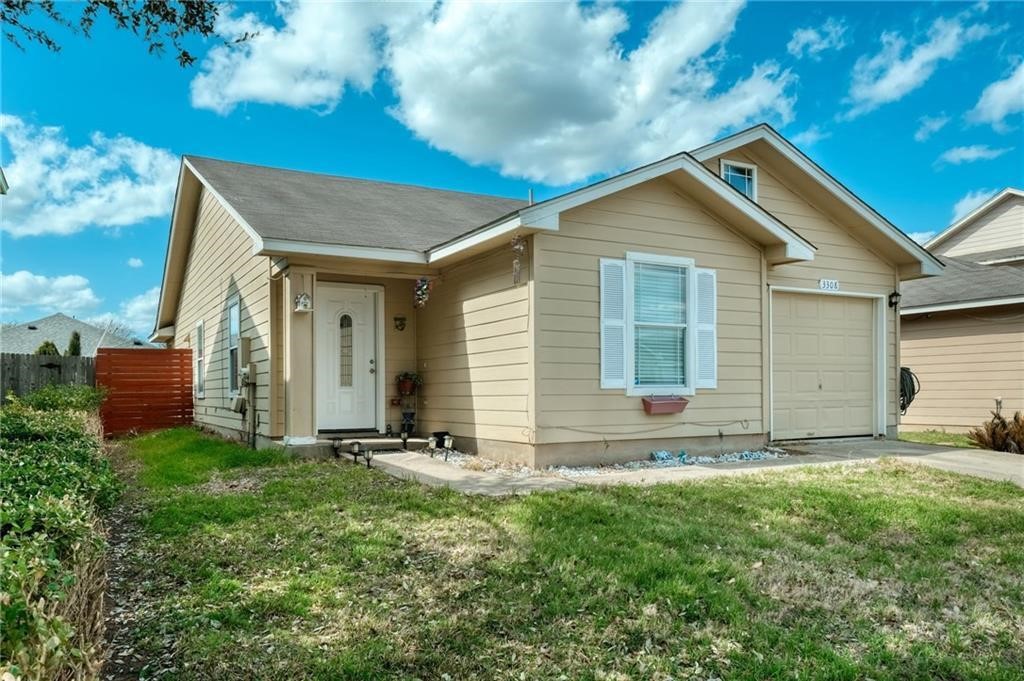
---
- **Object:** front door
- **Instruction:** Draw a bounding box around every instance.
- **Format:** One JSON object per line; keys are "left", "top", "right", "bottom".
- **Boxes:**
{"left": 316, "top": 284, "right": 378, "bottom": 431}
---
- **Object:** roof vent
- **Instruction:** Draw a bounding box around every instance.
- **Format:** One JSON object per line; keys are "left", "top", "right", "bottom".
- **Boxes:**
{"left": 27, "top": 325, "right": 37, "bottom": 330}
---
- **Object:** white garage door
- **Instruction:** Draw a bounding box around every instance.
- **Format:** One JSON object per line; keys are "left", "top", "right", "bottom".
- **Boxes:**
{"left": 772, "top": 292, "right": 875, "bottom": 440}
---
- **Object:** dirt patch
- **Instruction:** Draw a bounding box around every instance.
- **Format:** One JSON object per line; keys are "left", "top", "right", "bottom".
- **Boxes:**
{"left": 195, "top": 475, "right": 266, "bottom": 495}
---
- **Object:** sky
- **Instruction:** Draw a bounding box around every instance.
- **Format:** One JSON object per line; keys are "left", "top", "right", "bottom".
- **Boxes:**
{"left": 1, "top": 0, "right": 1022, "bottom": 338}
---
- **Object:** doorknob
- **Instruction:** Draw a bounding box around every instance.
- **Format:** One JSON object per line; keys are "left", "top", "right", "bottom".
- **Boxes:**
{"left": 369, "top": 368, "right": 376, "bottom": 374}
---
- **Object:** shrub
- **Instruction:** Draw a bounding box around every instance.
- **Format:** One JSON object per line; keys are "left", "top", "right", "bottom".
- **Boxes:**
{"left": 0, "top": 387, "right": 116, "bottom": 680}
{"left": 35, "top": 340, "right": 60, "bottom": 356}
{"left": 13, "top": 384, "right": 106, "bottom": 413}
{"left": 967, "top": 411, "right": 1024, "bottom": 454}
{"left": 65, "top": 331, "right": 82, "bottom": 357}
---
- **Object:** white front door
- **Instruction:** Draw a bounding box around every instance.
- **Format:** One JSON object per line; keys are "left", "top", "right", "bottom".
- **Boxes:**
{"left": 316, "top": 284, "right": 378, "bottom": 431}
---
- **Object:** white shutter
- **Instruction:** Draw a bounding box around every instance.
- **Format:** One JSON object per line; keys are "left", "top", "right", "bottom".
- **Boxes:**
{"left": 600, "top": 258, "right": 626, "bottom": 388}
{"left": 695, "top": 267, "right": 717, "bottom": 389}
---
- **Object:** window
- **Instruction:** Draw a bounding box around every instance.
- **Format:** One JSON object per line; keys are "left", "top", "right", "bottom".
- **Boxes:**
{"left": 339, "top": 314, "right": 353, "bottom": 387}
{"left": 227, "top": 296, "right": 240, "bottom": 395}
{"left": 600, "top": 252, "right": 717, "bottom": 395}
{"left": 194, "top": 320, "right": 205, "bottom": 398}
{"left": 721, "top": 160, "right": 757, "bottom": 201}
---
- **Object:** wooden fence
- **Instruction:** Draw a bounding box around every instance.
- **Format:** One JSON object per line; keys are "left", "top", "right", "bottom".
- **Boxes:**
{"left": 95, "top": 348, "right": 193, "bottom": 437}
{"left": 0, "top": 353, "right": 96, "bottom": 402}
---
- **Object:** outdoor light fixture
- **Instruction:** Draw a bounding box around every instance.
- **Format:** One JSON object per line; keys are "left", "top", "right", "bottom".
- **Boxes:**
{"left": 393, "top": 315, "right": 407, "bottom": 331}
{"left": 443, "top": 434, "right": 454, "bottom": 450}
{"left": 427, "top": 436, "right": 437, "bottom": 456}
{"left": 888, "top": 290, "right": 901, "bottom": 308}
{"left": 294, "top": 292, "right": 313, "bottom": 313}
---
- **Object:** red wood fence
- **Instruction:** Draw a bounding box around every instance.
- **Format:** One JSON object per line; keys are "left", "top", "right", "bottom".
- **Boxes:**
{"left": 95, "top": 348, "right": 193, "bottom": 437}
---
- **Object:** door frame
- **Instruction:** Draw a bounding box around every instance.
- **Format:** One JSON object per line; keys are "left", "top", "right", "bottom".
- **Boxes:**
{"left": 768, "top": 286, "right": 887, "bottom": 439}
{"left": 314, "top": 282, "right": 386, "bottom": 434}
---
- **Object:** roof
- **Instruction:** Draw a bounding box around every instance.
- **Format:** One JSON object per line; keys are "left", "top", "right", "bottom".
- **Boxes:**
{"left": 1, "top": 313, "right": 144, "bottom": 356}
{"left": 184, "top": 156, "right": 526, "bottom": 253}
{"left": 953, "top": 245, "right": 1024, "bottom": 265}
{"left": 900, "top": 256, "right": 1024, "bottom": 313}
{"left": 926, "top": 187, "right": 1023, "bottom": 250}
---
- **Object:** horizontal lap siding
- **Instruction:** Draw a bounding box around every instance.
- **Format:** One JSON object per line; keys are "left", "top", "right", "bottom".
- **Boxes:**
{"left": 171, "top": 188, "right": 271, "bottom": 437}
{"left": 710, "top": 151, "right": 901, "bottom": 430}
{"left": 934, "top": 196, "right": 1024, "bottom": 257}
{"left": 417, "top": 246, "right": 532, "bottom": 443}
{"left": 901, "top": 307, "right": 1024, "bottom": 431}
{"left": 534, "top": 178, "right": 764, "bottom": 444}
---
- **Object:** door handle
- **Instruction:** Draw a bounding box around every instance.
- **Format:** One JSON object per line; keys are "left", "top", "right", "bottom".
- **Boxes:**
{"left": 369, "top": 368, "right": 376, "bottom": 374}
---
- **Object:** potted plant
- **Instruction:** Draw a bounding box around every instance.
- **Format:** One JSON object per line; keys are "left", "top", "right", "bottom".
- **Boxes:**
{"left": 396, "top": 371, "right": 422, "bottom": 396}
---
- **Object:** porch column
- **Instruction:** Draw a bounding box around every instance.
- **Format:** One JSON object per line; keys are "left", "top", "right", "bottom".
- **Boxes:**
{"left": 283, "top": 266, "right": 316, "bottom": 442}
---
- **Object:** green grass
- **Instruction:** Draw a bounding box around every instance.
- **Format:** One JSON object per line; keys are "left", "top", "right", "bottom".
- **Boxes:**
{"left": 900, "top": 430, "right": 978, "bottom": 449}
{"left": 112, "top": 428, "right": 1024, "bottom": 680}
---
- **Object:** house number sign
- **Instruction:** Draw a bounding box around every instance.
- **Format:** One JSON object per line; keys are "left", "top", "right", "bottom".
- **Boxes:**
{"left": 818, "top": 278, "right": 840, "bottom": 291}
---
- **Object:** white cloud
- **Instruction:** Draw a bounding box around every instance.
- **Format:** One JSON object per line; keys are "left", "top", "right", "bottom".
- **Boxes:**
{"left": 950, "top": 187, "right": 998, "bottom": 223}
{"left": 87, "top": 286, "right": 160, "bottom": 337}
{"left": 127, "top": 257, "right": 144, "bottom": 268}
{"left": 843, "top": 9, "right": 1002, "bottom": 120}
{"left": 787, "top": 18, "right": 848, "bottom": 59}
{"left": 937, "top": 144, "right": 1013, "bottom": 165}
{"left": 192, "top": 1, "right": 796, "bottom": 185}
{"left": 914, "top": 114, "right": 950, "bottom": 141}
{"left": 790, "top": 125, "right": 830, "bottom": 147}
{"left": 906, "top": 231, "right": 936, "bottom": 244}
{"left": 0, "top": 115, "right": 179, "bottom": 237}
{"left": 967, "top": 60, "right": 1024, "bottom": 131}
{"left": 0, "top": 270, "right": 101, "bottom": 316}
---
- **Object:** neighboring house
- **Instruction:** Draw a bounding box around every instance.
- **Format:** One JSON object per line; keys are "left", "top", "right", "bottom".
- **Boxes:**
{"left": 1, "top": 313, "right": 143, "bottom": 356}
{"left": 901, "top": 187, "right": 1024, "bottom": 432}
{"left": 152, "top": 123, "right": 941, "bottom": 467}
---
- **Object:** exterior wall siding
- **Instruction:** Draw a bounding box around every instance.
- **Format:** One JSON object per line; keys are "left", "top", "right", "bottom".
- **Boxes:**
{"left": 532, "top": 178, "right": 765, "bottom": 446}
{"left": 900, "top": 306, "right": 1024, "bottom": 431}
{"left": 171, "top": 188, "right": 272, "bottom": 438}
{"left": 416, "top": 245, "right": 533, "bottom": 447}
{"left": 933, "top": 196, "right": 1024, "bottom": 257}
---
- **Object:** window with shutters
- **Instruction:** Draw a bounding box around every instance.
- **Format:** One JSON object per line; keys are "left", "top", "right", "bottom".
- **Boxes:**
{"left": 600, "top": 252, "right": 717, "bottom": 395}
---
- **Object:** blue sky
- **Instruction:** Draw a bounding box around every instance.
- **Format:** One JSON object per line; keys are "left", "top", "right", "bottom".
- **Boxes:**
{"left": 2, "top": 1, "right": 1022, "bottom": 337}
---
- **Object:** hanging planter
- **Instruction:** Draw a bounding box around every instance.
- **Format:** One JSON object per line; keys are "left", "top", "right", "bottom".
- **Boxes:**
{"left": 396, "top": 371, "right": 422, "bottom": 396}
{"left": 642, "top": 396, "right": 689, "bottom": 415}
{"left": 414, "top": 277, "right": 433, "bottom": 308}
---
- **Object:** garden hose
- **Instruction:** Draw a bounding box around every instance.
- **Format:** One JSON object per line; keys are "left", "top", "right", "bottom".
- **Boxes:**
{"left": 899, "top": 366, "right": 920, "bottom": 415}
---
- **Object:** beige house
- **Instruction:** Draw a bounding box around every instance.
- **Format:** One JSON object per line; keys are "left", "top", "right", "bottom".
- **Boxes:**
{"left": 901, "top": 188, "right": 1024, "bottom": 432}
{"left": 152, "top": 124, "right": 941, "bottom": 467}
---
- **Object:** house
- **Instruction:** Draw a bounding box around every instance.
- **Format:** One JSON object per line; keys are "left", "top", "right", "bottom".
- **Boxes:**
{"left": 151, "top": 123, "right": 941, "bottom": 467}
{"left": 1, "top": 313, "right": 143, "bottom": 356}
{"left": 900, "top": 188, "right": 1024, "bottom": 432}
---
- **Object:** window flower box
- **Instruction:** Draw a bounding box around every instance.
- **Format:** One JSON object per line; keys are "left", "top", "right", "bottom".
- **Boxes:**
{"left": 642, "top": 396, "right": 689, "bottom": 415}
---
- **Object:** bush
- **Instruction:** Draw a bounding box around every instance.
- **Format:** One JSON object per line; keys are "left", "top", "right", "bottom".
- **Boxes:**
{"left": 13, "top": 384, "right": 105, "bottom": 413}
{"left": 0, "top": 387, "right": 117, "bottom": 680}
{"left": 967, "top": 411, "right": 1024, "bottom": 453}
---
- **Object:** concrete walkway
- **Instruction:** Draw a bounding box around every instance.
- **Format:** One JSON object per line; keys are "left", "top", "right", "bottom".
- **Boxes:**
{"left": 371, "top": 441, "right": 1022, "bottom": 495}
{"left": 372, "top": 451, "right": 577, "bottom": 496}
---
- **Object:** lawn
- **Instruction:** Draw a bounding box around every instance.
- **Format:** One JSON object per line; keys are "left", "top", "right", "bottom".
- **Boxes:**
{"left": 108, "top": 428, "right": 1024, "bottom": 680}
{"left": 900, "top": 430, "right": 978, "bottom": 449}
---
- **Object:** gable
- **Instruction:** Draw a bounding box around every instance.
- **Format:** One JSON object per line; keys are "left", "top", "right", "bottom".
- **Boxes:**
{"left": 930, "top": 193, "right": 1024, "bottom": 258}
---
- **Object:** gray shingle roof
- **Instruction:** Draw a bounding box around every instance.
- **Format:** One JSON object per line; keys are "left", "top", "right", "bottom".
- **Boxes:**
{"left": 185, "top": 156, "right": 527, "bottom": 253}
{"left": 0, "top": 314, "right": 143, "bottom": 356}
{"left": 952, "top": 245, "right": 1024, "bottom": 263}
{"left": 901, "top": 257, "right": 1024, "bottom": 309}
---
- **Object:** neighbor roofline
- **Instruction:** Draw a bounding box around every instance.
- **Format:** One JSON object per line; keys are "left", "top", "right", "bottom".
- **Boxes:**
{"left": 925, "top": 187, "right": 1024, "bottom": 250}
{"left": 0, "top": 167, "right": 8, "bottom": 195}
{"left": 900, "top": 295, "right": 1024, "bottom": 315}
{"left": 692, "top": 123, "right": 944, "bottom": 275}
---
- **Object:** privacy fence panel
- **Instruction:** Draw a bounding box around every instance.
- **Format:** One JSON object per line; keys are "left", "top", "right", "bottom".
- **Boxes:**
{"left": 95, "top": 348, "right": 193, "bottom": 437}
{"left": 0, "top": 353, "right": 96, "bottom": 402}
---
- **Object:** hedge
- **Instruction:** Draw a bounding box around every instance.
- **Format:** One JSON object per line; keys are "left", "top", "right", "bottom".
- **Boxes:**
{"left": 1, "top": 386, "right": 118, "bottom": 681}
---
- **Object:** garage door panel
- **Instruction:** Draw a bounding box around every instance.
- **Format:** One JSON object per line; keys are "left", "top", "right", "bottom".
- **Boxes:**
{"left": 773, "top": 292, "right": 875, "bottom": 439}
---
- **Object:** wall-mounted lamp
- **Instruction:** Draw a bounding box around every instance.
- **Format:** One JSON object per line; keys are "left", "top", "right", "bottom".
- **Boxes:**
{"left": 888, "top": 290, "right": 901, "bottom": 308}
{"left": 294, "top": 292, "right": 313, "bottom": 313}
{"left": 393, "top": 315, "right": 407, "bottom": 331}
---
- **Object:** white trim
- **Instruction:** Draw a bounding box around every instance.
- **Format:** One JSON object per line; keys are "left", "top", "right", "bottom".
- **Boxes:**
{"left": 977, "top": 255, "right": 1024, "bottom": 265}
{"left": 926, "top": 188, "right": 1024, "bottom": 249}
{"left": 261, "top": 238, "right": 427, "bottom": 264}
{"left": 900, "top": 296, "right": 1024, "bottom": 315}
{"left": 428, "top": 215, "right": 536, "bottom": 263}
{"left": 226, "top": 294, "right": 241, "bottom": 397}
{"left": 194, "top": 319, "right": 205, "bottom": 399}
{"left": 313, "top": 282, "right": 387, "bottom": 434}
{"left": 624, "top": 251, "right": 697, "bottom": 397}
{"left": 719, "top": 158, "right": 758, "bottom": 202}
{"left": 520, "top": 154, "right": 815, "bottom": 261}
{"left": 693, "top": 125, "right": 943, "bottom": 276}
{"left": 768, "top": 286, "right": 887, "bottom": 439}
{"left": 149, "top": 324, "right": 175, "bottom": 343}
{"left": 182, "top": 158, "right": 266, "bottom": 254}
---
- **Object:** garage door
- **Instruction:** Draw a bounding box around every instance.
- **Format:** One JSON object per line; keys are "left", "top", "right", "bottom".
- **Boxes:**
{"left": 772, "top": 292, "right": 875, "bottom": 439}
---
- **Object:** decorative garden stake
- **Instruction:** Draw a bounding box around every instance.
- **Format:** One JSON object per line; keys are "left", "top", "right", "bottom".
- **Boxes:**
{"left": 414, "top": 277, "right": 432, "bottom": 308}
